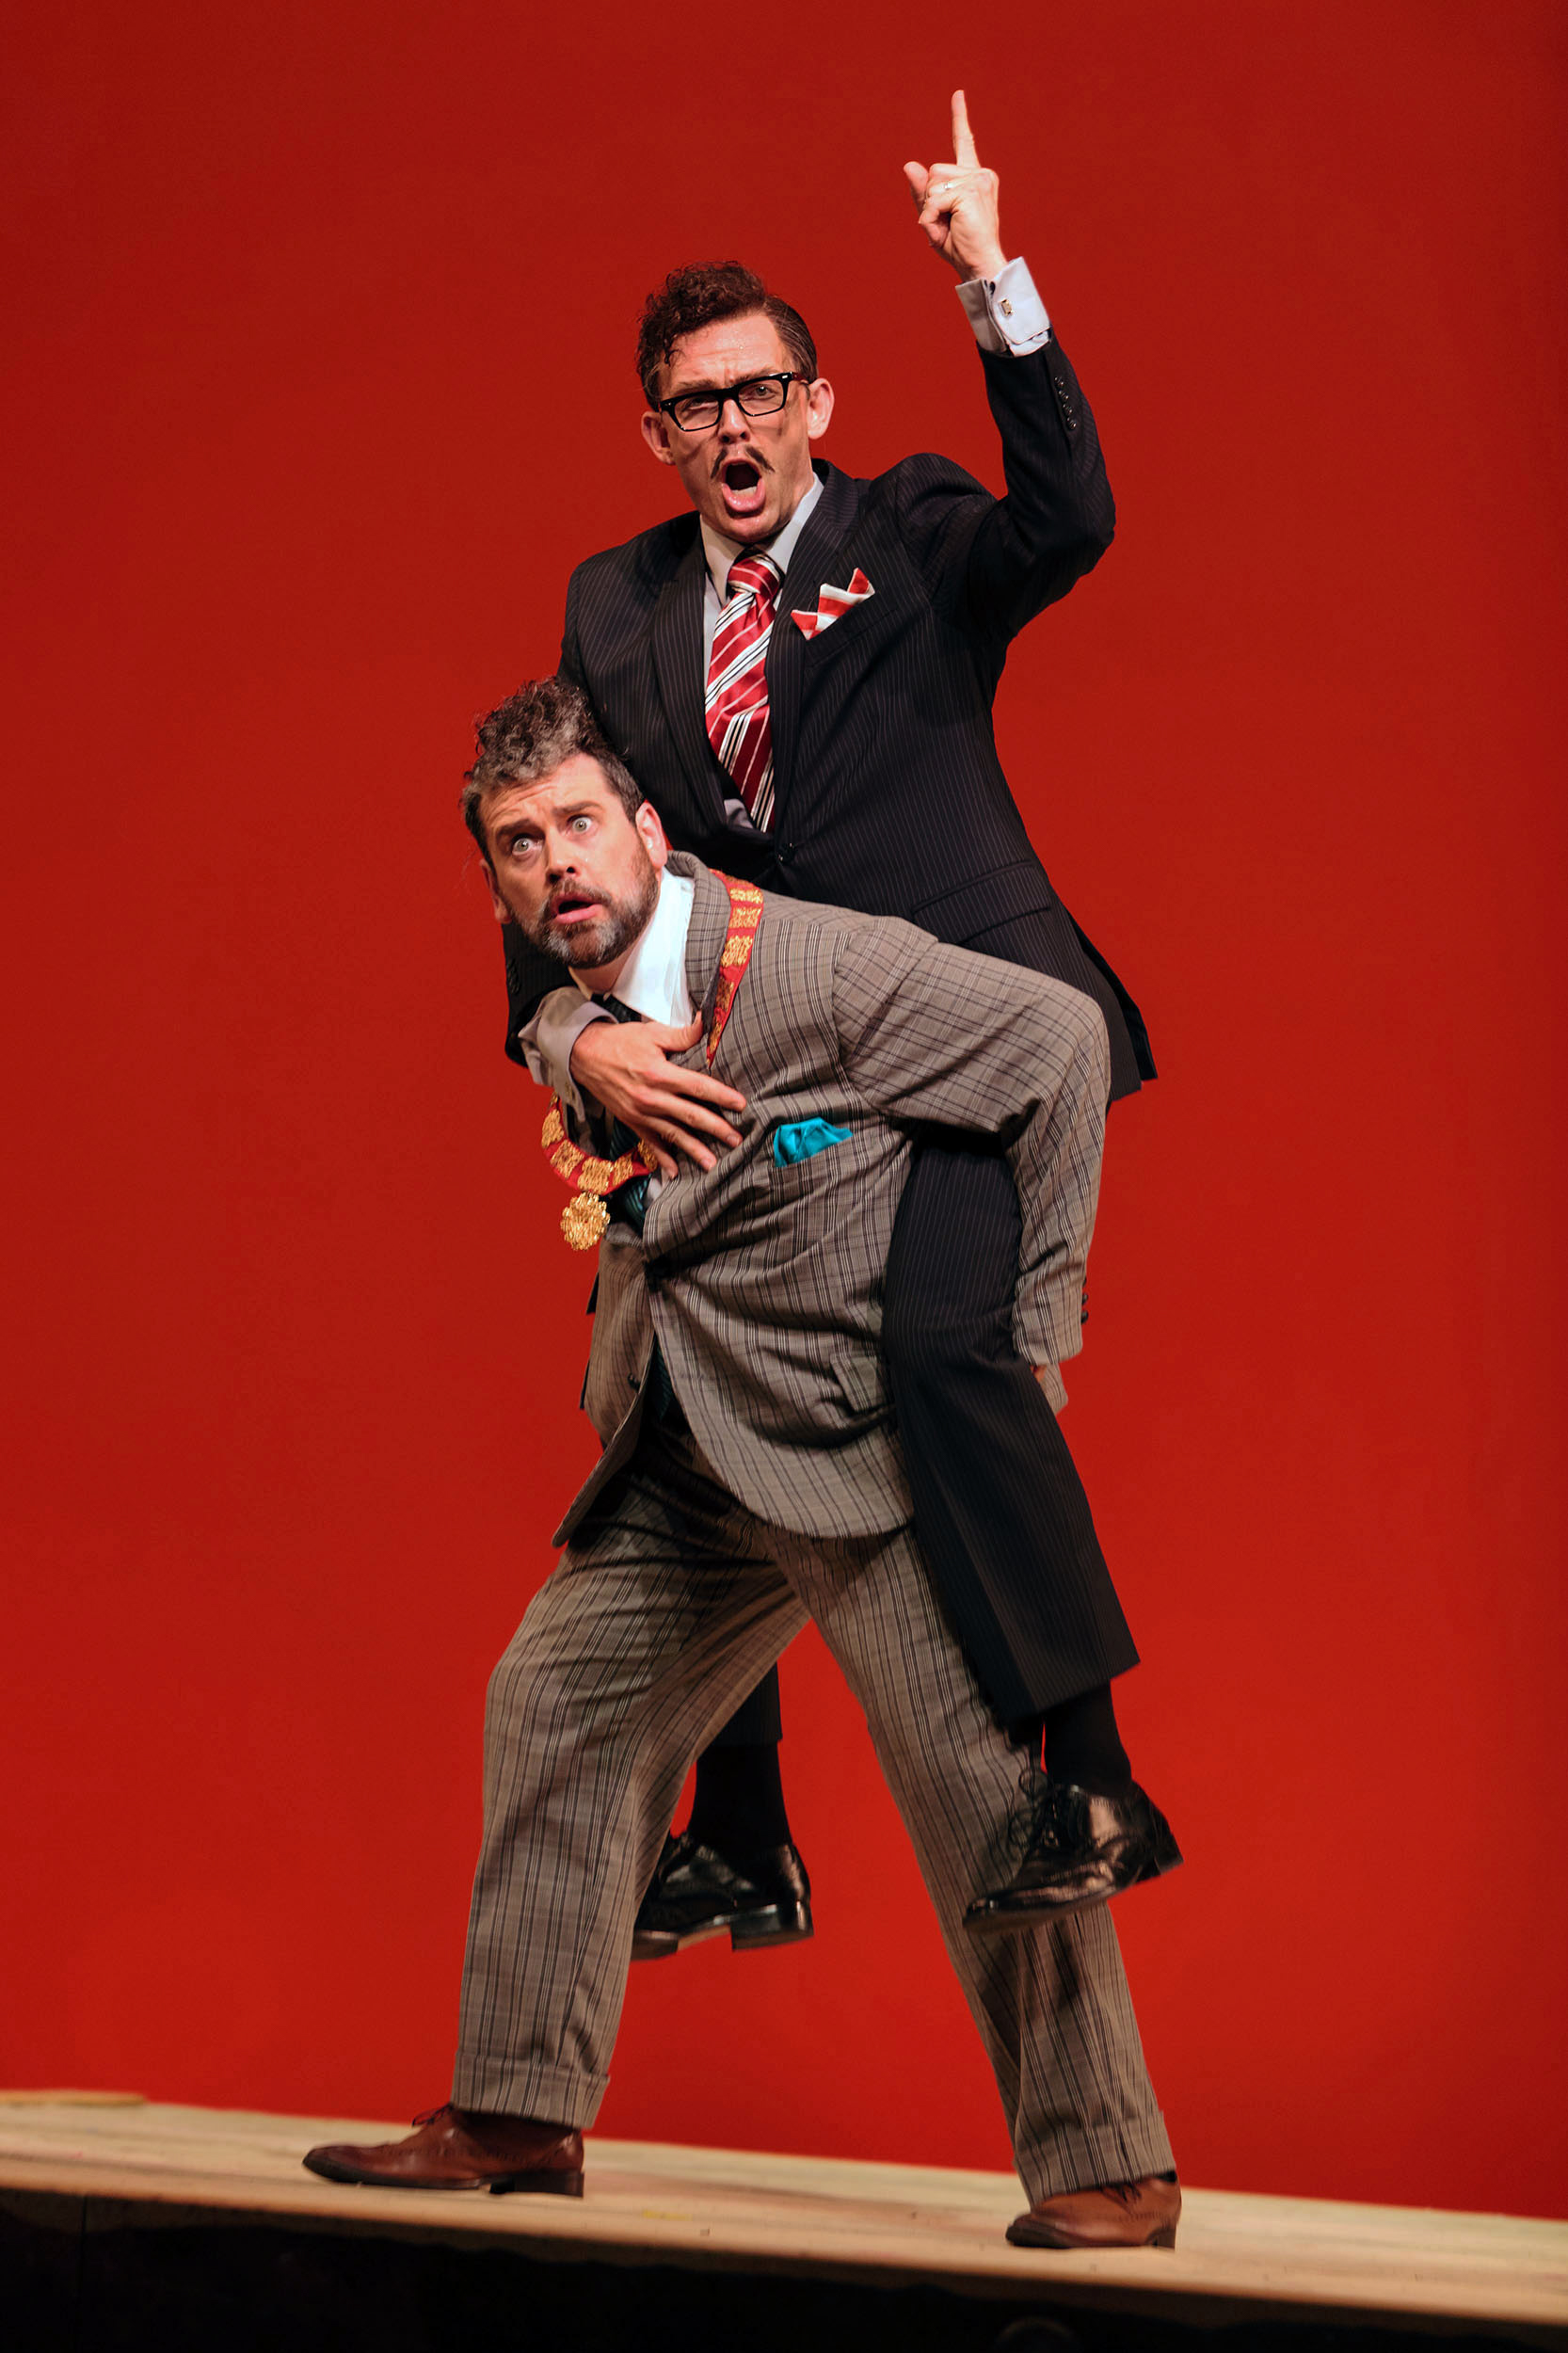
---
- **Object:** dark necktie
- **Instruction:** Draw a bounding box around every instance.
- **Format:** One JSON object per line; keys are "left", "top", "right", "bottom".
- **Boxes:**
{"left": 591, "top": 993, "right": 650, "bottom": 1230}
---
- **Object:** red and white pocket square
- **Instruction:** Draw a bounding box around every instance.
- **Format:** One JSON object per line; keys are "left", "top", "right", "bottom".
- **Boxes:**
{"left": 791, "top": 568, "right": 874, "bottom": 639}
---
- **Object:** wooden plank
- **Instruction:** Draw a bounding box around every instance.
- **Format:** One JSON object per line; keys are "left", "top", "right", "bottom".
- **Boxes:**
{"left": 0, "top": 2098, "right": 1564, "bottom": 2339}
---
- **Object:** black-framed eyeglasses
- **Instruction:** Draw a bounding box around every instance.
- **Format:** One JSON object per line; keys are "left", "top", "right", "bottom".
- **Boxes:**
{"left": 656, "top": 372, "right": 804, "bottom": 433}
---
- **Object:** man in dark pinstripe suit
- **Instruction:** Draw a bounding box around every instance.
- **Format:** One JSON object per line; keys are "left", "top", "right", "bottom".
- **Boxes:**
{"left": 505, "top": 95, "right": 1167, "bottom": 1947}
{"left": 305, "top": 684, "right": 1180, "bottom": 2247}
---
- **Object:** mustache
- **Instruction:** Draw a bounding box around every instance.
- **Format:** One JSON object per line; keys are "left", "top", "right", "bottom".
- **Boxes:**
{"left": 528, "top": 857, "right": 660, "bottom": 968}
{"left": 712, "top": 447, "right": 772, "bottom": 482}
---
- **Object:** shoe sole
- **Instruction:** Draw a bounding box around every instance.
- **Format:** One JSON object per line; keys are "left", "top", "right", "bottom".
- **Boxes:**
{"left": 963, "top": 1849, "right": 1182, "bottom": 1939}
{"left": 632, "top": 1903, "right": 813, "bottom": 1961}
{"left": 301, "top": 2153, "right": 584, "bottom": 2198}
{"left": 1005, "top": 2219, "right": 1177, "bottom": 2249}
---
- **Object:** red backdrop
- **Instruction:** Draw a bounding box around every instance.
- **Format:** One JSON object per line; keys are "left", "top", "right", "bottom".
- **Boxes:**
{"left": 4, "top": 0, "right": 1565, "bottom": 2221}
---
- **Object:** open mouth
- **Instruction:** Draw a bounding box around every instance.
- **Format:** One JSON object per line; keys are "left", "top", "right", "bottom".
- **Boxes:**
{"left": 550, "top": 890, "right": 602, "bottom": 927}
{"left": 717, "top": 456, "right": 768, "bottom": 520}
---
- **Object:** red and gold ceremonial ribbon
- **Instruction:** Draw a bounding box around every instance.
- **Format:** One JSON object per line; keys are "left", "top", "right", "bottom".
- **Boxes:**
{"left": 538, "top": 1105, "right": 656, "bottom": 1250}
{"left": 704, "top": 872, "right": 763, "bottom": 1065}
{"left": 540, "top": 872, "right": 764, "bottom": 1249}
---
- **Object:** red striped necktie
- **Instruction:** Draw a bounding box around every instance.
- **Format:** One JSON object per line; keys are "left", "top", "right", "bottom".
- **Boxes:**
{"left": 705, "top": 552, "right": 778, "bottom": 830}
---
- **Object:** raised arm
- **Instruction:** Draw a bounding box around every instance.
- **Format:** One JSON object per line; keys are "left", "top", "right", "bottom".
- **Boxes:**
{"left": 899, "top": 90, "right": 1115, "bottom": 644}
{"left": 831, "top": 919, "right": 1111, "bottom": 1375}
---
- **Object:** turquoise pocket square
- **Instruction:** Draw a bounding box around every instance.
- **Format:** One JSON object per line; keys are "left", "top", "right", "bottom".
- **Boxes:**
{"left": 771, "top": 1117, "right": 852, "bottom": 1168}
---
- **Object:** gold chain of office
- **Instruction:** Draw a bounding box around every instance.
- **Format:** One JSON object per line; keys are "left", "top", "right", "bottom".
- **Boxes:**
{"left": 540, "top": 874, "right": 764, "bottom": 1250}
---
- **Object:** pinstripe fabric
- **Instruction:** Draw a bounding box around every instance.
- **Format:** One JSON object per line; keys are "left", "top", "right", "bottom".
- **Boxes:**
{"left": 555, "top": 857, "right": 1112, "bottom": 1552}
{"left": 490, "top": 335, "right": 1154, "bottom": 1720}
{"left": 510, "top": 333, "right": 1154, "bottom": 1102}
{"left": 452, "top": 1423, "right": 1172, "bottom": 2201}
{"left": 704, "top": 552, "right": 777, "bottom": 826}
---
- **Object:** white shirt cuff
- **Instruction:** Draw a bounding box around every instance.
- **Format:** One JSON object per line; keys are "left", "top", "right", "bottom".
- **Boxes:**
{"left": 955, "top": 256, "right": 1051, "bottom": 357}
{"left": 518, "top": 989, "right": 611, "bottom": 1124}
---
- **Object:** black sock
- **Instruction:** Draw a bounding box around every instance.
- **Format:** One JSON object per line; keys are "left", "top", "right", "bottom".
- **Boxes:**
{"left": 685, "top": 1740, "right": 792, "bottom": 1857}
{"left": 1042, "top": 1683, "right": 1133, "bottom": 1796}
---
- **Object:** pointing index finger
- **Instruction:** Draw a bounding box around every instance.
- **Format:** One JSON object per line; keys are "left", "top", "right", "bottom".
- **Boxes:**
{"left": 952, "top": 88, "right": 978, "bottom": 166}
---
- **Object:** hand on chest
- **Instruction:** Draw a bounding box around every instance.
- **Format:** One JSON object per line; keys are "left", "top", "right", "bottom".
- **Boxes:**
{"left": 641, "top": 996, "right": 894, "bottom": 1250}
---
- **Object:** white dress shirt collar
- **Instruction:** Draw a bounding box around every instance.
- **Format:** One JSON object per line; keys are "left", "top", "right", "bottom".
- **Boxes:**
{"left": 699, "top": 471, "right": 825, "bottom": 603}
{"left": 568, "top": 865, "right": 696, "bottom": 1027}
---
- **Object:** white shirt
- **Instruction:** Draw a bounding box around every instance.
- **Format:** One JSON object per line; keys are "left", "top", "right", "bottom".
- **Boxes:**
{"left": 569, "top": 865, "right": 696, "bottom": 1028}
{"left": 699, "top": 474, "right": 825, "bottom": 679}
{"left": 956, "top": 255, "right": 1050, "bottom": 358}
{"left": 521, "top": 868, "right": 695, "bottom": 1129}
{"left": 698, "top": 477, "right": 826, "bottom": 834}
{"left": 520, "top": 257, "right": 1053, "bottom": 1095}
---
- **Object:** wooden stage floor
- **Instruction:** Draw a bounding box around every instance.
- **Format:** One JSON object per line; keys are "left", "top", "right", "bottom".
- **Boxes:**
{"left": 1, "top": 2095, "right": 1564, "bottom": 2349}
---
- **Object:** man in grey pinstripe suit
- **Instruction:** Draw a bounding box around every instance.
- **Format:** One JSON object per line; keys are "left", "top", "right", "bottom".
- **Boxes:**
{"left": 305, "top": 681, "right": 1180, "bottom": 2247}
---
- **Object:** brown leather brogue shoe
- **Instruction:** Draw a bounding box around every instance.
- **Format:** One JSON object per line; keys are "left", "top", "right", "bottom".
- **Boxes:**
{"left": 302, "top": 2104, "right": 584, "bottom": 2196}
{"left": 1007, "top": 2174, "right": 1180, "bottom": 2249}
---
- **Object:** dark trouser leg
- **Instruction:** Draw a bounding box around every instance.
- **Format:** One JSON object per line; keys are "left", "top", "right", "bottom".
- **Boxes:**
{"left": 882, "top": 1136, "right": 1139, "bottom": 1727}
{"left": 705, "top": 1667, "right": 781, "bottom": 1746}
{"left": 1041, "top": 1681, "right": 1130, "bottom": 1795}
{"left": 685, "top": 1665, "right": 792, "bottom": 1853}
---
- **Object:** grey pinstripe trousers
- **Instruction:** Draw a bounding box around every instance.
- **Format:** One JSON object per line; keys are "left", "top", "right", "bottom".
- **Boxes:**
{"left": 453, "top": 1424, "right": 1173, "bottom": 2203}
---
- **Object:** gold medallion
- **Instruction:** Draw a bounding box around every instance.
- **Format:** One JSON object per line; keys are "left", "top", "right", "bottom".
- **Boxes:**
{"left": 561, "top": 1193, "right": 610, "bottom": 1251}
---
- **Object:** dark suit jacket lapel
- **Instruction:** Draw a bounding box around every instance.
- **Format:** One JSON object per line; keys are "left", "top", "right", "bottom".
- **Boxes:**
{"left": 766, "top": 465, "right": 862, "bottom": 824}
{"left": 650, "top": 535, "right": 727, "bottom": 824}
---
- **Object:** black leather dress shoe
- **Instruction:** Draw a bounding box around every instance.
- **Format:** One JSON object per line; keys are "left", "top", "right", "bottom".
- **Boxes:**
{"left": 965, "top": 1770, "right": 1182, "bottom": 1936}
{"left": 632, "top": 1833, "right": 813, "bottom": 1960}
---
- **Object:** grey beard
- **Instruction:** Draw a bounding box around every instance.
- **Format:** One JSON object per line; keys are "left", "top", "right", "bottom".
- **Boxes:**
{"left": 530, "top": 862, "right": 660, "bottom": 971}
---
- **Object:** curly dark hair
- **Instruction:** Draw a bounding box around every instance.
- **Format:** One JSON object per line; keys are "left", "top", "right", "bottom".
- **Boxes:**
{"left": 636, "top": 262, "right": 818, "bottom": 403}
{"left": 461, "top": 677, "right": 641, "bottom": 856}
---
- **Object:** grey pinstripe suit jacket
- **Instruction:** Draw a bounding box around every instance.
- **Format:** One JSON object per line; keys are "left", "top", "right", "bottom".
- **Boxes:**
{"left": 555, "top": 856, "right": 1111, "bottom": 1548}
